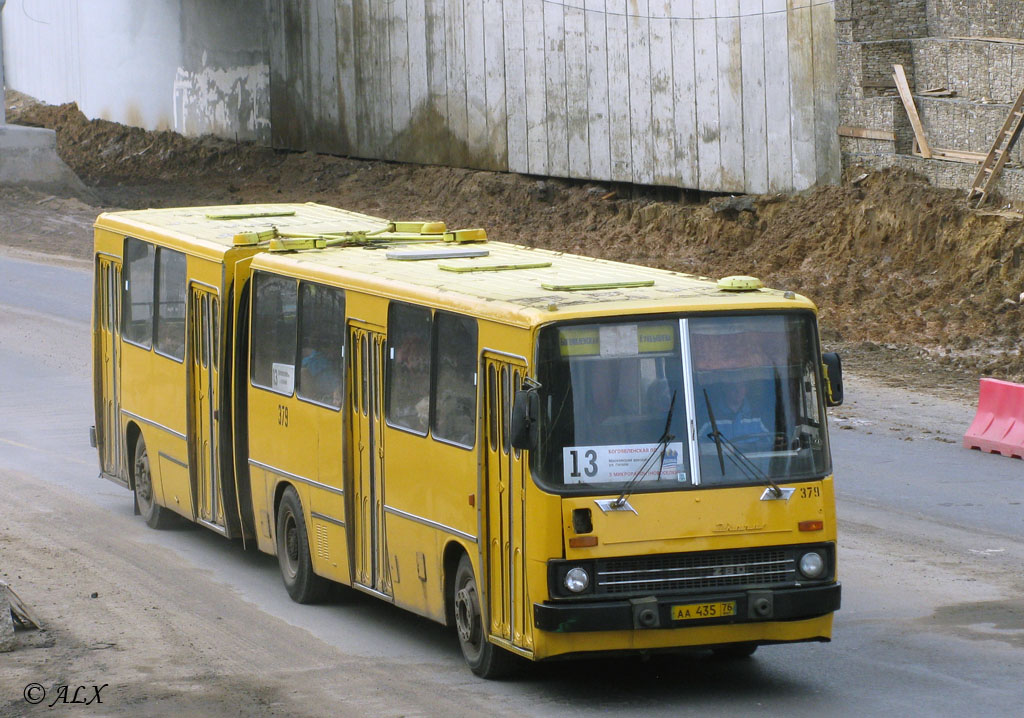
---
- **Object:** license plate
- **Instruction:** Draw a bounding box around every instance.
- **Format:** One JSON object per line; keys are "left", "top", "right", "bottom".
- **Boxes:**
{"left": 671, "top": 601, "right": 736, "bottom": 621}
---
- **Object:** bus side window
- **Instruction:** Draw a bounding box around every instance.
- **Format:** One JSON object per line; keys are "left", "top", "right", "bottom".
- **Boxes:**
{"left": 296, "top": 282, "right": 345, "bottom": 409}
{"left": 250, "top": 273, "right": 298, "bottom": 395}
{"left": 122, "top": 237, "right": 155, "bottom": 348}
{"left": 386, "top": 303, "right": 431, "bottom": 435}
{"left": 431, "top": 313, "right": 477, "bottom": 448}
{"left": 154, "top": 247, "right": 186, "bottom": 361}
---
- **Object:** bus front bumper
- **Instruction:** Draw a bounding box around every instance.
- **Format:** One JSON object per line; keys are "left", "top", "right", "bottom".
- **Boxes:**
{"left": 533, "top": 583, "right": 840, "bottom": 633}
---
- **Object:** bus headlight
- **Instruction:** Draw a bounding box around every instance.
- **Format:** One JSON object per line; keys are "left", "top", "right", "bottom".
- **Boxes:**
{"left": 799, "top": 551, "right": 825, "bottom": 579}
{"left": 564, "top": 567, "right": 590, "bottom": 593}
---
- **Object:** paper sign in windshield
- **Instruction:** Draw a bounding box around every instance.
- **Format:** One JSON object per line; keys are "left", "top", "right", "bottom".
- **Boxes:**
{"left": 563, "top": 443, "right": 686, "bottom": 484}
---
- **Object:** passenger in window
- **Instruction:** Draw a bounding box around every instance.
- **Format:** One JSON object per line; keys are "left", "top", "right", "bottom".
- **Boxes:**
{"left": 301, "top": 339, "right": 342, "bottom": 406}
{"left": 391, "top": 334, "right": 429, "bottom": 432}
{"left": 435, "top": 353, "right": 475, "bottom": 445}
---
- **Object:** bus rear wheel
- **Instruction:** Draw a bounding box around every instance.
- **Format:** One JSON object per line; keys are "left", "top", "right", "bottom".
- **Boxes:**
{"left": 133, "top": 437, "right": 174, "bottom": 529}
{"left": 453, "top": 554, "right": 516, "bottom": 679}
{"left": 276, "top": 486, "right": 329, "bottom": 604}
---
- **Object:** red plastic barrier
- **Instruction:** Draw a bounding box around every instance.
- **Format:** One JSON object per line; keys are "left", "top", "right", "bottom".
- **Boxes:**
{"left": 964, "top": 378, "right": 1024, "bottom": 459}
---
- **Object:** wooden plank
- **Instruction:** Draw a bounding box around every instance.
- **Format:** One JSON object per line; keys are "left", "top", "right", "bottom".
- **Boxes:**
{"left": 862, "top": 80, "right": 898, "bottom": 89}
{"left": 693, "top": 0, "right": 721, "bottom": 190}
{"left": 445, "top": 0, "right": 469, "bottom": 163}
{"left": 606, "top": 0, "right": 633, "bottom": 182}
{"left": 628, "top": 0, "right": 654, "bottom": 185}
{"left": 266, "top": 1, "right": 288, "bottom": 147}
{"left": 716, "top": 0, "right": 744, "bottom": 192}
{"left": 314, "top": 0, "right": 340, "bottom": 153}
{"left": 407, "top": 1, "right": 430, "bottom": 118}
{"left": 838, "top": 126, "right": 897, "bottom": 141}
{"left": 649, "top": 1, "right": 676, "bottom": 185}
{"left": 812, "top": 0, "right": 840, "bottom": 184}
{"left": 544, "top": 0, "right": 569, "bottom": 177}
{"left": 912, "top": 146, "right": 985, "bottom": 164}
{"left": 585, "top": 0, "right": 612, "bottom": 180}
{"left": 336, "top": 0, "right": 359, "bottom": 155}
{"left": 763, "top": 0, "right": 792, "bottom": 192}
{"left": 671, "top": 0, "right": 698, "bottom": 189}
{"left": 564, "top": 0, "right": 591, "bottom": 178}
{"left": 893, "top": 63, "right": 931, "bottom": 158}
{"left": 389, "top": 0, "right": 412, "bottom": 147}
{"left": 739, "top": 0, "right": 767, "bottom": 194}
{"left": 424, "top": 0, "right": 449, "bottom": 123}
{"left": 503, "top": 0, "right": 529, "bottom": 174}
{"left": 523, "top": 0, "right": 548, "bottom": 174}
{"left": 952, "top": 36, "right": 1024, "bottom": 45}
{"left": 465, "top": 0, "right": 488, "bottom": 159}
{"left": 788, "top": 0, "right": 816, "bottom": 190}
{"left": 352, "top": 0, "right": 374, "bottom": 154}
{"left": 371, "top": 0, "right": 394, "bottom": 158}
{"left": 483, "top": 0, "right": 508, "bottom": 170}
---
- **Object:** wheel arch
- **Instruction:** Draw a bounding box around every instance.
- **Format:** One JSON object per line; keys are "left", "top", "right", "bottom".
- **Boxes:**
{"left": 271, "top": 480, "right": 299, "bottom": 553}
{"left": 125, "top": 421, "right": 142, "bottom": 490}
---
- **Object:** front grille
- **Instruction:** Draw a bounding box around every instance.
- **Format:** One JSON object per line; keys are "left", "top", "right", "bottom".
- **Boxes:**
{"left": 594, "top": 549, "right": 795, "bottom": 596}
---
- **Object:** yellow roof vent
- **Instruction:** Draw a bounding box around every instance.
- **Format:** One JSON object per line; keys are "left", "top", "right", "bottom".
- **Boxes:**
{"left": 717, "top": 275, "right": 763, "bottom": 292}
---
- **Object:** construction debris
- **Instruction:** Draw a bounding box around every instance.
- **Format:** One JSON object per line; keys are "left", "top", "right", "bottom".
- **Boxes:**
{"left": 1, "top": 581, "right": 41, "bottom": 652}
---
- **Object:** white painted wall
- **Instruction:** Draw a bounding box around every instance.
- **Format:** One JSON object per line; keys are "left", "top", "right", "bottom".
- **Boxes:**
{"left": 2, "top": 0, "right": 270, "bottom": 141}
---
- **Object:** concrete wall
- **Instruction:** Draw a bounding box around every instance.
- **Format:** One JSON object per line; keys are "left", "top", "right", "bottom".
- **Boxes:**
{"left": 2, "top": 0, "right": 270, "bottom": 142}
{"left": 268, "top": 1, "right": 841, "bottom": 194}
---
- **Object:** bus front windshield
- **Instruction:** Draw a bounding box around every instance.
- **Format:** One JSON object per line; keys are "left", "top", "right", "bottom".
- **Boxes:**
{"left": 534, "top": 314, "right": 830, "bottom": 495}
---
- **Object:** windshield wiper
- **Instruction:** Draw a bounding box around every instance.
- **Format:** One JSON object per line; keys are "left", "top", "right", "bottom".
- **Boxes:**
{"left": 703, "top": 389, "right": 782, "bottom": 498}
{"left": 613, "top": 390, "right": 677, "bottom": 508}
{"left": 703, "top": 389, "right": 726, "bottom": 475}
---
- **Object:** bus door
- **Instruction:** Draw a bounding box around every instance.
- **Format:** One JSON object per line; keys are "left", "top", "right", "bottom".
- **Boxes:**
{"left": 483, "top": 354, "right": 531, "bottom": 652}
{"left": 96, "top": 256, "right": 126, "bottom": 485}
{"left": 347, "top": 322, "right": 390, "bottom": 596}
{"left": 189, "top": 285, "right": 223, "bottom": 530}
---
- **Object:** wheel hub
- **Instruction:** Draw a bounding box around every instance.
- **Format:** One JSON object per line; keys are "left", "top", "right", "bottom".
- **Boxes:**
{"left": 135, "top": 456, "right": 152, "bottom": 502}
{"left": 454, "top": 585, "right": 479, "bottom": 644}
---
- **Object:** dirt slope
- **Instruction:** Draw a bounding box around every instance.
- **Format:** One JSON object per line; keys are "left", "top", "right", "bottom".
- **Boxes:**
{"left": 6, "top": 92, "right": 1023, "bottom": 389}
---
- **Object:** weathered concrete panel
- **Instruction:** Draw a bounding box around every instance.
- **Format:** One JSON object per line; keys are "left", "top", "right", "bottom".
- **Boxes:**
{"left": 4, "top": 0, "right": 840, "bottom": 193}
{"left": 4, "top": 0, "right": 270, "bottom": 141}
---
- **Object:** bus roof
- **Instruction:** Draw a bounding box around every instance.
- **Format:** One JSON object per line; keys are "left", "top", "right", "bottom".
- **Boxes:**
{"left": 97, "top": 202, "right": 816, "bottom": 325}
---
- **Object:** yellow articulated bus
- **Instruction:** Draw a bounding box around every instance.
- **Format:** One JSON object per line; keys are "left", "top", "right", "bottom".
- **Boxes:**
{"left": 91, "top": 202, "right": 843, "bottom": 677}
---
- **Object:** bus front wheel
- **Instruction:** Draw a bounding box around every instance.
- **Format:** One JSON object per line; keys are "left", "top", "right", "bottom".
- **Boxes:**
{"left": 453, "top": 554, "right": 515, "bottom": 679}
{"left": 133, "top": 437, "right": 174, "bottom": 530}
{"left": 275, "top": 486, "right": 329, "bottom": 604}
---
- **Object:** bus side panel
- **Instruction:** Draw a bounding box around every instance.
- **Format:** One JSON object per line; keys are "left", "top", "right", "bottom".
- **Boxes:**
{"left": 247, "top": 382, "right": 301, "bottom": 555}
{"left": 302, "top": 405, "right": 349, "bottom": 584}
{"left": 383, "top": 430, "right": 478, "bottom": 622}
{"left": 119, "top": 341, "right": 193, "bottom": 519}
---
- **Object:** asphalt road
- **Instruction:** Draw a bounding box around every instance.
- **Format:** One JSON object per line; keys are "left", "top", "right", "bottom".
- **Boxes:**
{"left": 2, "top": 252, "right": 1022, "bottom": 716}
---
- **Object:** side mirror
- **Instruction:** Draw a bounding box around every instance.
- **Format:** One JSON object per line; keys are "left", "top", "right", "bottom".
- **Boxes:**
{"left": 822, "top": 352, "right": 844, "bottom": 407}
{"left": 510, "top": 389, "right": 540, "bottom": 451}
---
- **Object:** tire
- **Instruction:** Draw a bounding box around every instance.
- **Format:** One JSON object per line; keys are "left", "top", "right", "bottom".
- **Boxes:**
{"left": 452, "top": 554, "right": 516, "bottom": 679}
{"left": 711, "top": 642, "right": 758, "bottom": 660}
{"left": 133, "top": 436, "right": 175, "bottom": 529}
{"left": 276, "top": 486, "right": 330, "bottom": 604}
